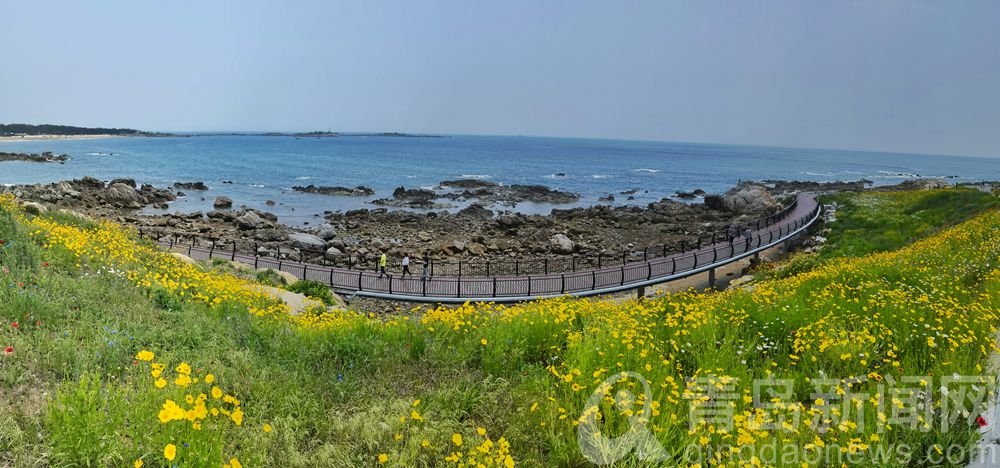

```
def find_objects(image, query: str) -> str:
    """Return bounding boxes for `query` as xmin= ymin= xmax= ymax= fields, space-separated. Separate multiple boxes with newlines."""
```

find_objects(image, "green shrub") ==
xmin=287 ymin=280 xmax=339 ymax=306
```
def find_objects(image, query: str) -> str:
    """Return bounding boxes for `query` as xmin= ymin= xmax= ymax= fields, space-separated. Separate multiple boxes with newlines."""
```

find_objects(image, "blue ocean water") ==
xmin=1 ymin=134 xmax=997 ymax=226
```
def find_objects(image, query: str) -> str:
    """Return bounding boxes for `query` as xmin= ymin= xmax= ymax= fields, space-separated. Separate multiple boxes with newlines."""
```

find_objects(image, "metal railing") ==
xmin=146 ymin=193 xmax=820 ymax=302
xmin=140 ymin=198 xmax=801 ymax=277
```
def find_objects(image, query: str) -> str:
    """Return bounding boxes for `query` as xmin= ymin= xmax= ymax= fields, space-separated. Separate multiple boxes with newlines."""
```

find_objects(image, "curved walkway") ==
xmin=159 ymin=193 xmax=821 ymax=303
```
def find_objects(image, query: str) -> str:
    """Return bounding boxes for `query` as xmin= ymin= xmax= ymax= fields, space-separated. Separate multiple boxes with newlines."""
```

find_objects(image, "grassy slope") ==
xmin=0 ymin=188 xmax=998 ymax=467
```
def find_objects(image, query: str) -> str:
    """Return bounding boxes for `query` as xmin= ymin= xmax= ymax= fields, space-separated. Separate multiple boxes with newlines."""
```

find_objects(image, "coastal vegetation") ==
xmin=0 ymin=123 xmax=165 ymax=137
xmin=0 ymin=188 xmax=998 ymax=466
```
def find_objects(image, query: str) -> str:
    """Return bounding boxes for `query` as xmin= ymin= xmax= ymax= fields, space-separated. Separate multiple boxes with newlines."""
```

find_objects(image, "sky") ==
xmin=2 ymin=1 xmax=999 ymax=157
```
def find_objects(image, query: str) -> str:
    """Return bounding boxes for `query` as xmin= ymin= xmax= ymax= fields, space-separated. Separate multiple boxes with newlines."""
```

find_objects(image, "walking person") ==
xmin=421 ymin=251 xmax=431 ymax=280
xmin=402 ymin=254 xmax=412 ymax=276
xmin=378 ymin=251 xmax=389 ymax=278
xmin=743 ymin=227 xmax=753 ymax=250
xmin=727 ymin=224 xmax=737 ymax=244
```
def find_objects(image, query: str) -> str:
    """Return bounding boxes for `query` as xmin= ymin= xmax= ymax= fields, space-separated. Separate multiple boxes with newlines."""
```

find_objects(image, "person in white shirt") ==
xmin=402 ymin=254 xmax=412 ymax=276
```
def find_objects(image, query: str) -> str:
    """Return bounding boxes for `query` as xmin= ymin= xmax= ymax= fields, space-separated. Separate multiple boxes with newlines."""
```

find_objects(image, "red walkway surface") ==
xmin=159 ymin=193 xmax=820 ymax=302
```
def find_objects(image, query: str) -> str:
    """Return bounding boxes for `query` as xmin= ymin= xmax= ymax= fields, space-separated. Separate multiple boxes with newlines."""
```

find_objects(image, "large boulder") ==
xmin=315 ymin=225 xmax=338 ymax=241
xmin=236 ymin=211 xmax=265 ymax=230
xmin=724 ymin=184 xmax=777 ymax=213
xmin=22 ymin=201 xmax=48 ymax=215
xmin=324 ymin=246 xmax=343 ymax=260
xmin=213 ymin=196 xmax=233 ymax=209
xmin=549 ymin=234 xmax=575 ymax=254
xmin=105 ymin=183 xmax=141 ymax=209
xmin=442 ymin=239 xmax=467 ymax=255
xmin=288 ymin=232 xmax=326 ymax=251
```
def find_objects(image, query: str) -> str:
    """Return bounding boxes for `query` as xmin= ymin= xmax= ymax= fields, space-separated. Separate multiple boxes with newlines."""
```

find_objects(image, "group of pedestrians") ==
xmin=377 ymin=251 xmax=432 ymax=280
xmin=726 ymin=224 xmax=755 ymax=250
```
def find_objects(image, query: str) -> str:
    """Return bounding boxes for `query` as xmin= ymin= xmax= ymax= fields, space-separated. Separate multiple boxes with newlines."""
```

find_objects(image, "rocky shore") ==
xmin=3 ymin=177 xmax=793 ymax=265
xmin=3 ymin=176 xmax=948 ymax=271
xmin=0 ymin=151 xmax=69 ymax=163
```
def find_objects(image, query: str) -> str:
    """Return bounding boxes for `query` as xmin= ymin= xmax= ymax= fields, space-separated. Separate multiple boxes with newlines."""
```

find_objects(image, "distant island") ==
xmin=0 ymin=123 xmax=171 ymax=137
xmin=262 ymin=131 xmax=444 ymax=138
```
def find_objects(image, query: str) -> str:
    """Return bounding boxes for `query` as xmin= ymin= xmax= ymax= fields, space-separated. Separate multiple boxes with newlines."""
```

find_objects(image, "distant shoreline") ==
xmin=0 ymin=134 xmax=127 ymax=143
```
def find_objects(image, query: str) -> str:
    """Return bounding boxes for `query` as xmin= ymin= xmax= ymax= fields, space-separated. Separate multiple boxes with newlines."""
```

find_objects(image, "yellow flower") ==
xmin=412 ymin=399 xmax=421 ymax=407
xmin=204 ymin=373 xmax=215 ymax=384
xmin=452 ymin=433 xmax=463 ymax=446
xmin=154 ymin=378 xmax=167 ymax=389
xmin=231 ymin=407 xmax=244 ymax=426
xmin=480 ymin=338 xmax=488 ymax=345
xmin=134 ymin=460 xmax=143 ymax=468
xmin=175 ymin=362 xmax=191 ymax=375
xmin=263 ymin=423 xmax=273 ymax=433
xmin=135 ymin=350 xmax=154 ymax=361
xmin=212 ymin=386 xmax=223 ymax=399
xmin=378 ymin=454 xmax=388 ymax=464
xmin=229 ymin=457 xmax=242 ymax=468
xmin=421 ymin=439 xmax=430 ymax=448
xmin=163 ymin=443 xmax=176 ymax=461
xmin=476 ymin=427 xmax=486 ymax=436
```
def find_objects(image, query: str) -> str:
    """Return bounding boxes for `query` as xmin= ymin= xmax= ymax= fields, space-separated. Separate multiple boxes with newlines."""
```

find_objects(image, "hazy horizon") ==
xmin=2 ymin=1 xmax=999 ymax=158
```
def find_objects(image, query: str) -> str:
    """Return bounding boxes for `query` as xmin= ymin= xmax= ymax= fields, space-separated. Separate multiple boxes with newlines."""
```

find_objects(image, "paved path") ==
xmin=158 ymin=193 xmax=820 ymax=303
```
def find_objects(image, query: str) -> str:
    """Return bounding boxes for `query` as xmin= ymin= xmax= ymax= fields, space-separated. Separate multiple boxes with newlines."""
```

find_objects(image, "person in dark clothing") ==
xmin=421 ymin=252 xmax=431 ymax=280
xmin=743 ymin=227 xmax=753 ymax=250
xmin=727 ymin=224 xmax=738 ymax=244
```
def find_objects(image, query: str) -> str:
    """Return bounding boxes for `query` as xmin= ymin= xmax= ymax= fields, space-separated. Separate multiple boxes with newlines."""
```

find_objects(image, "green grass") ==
xmin=771 ymin=187 xmax=998 ymax=278
xmin=1 ymin=188 xmax=998 ymax=467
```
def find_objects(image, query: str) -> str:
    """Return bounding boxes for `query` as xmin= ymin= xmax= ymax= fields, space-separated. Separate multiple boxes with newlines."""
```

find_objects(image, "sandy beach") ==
xmin=0 ymin=134 xmax=124 ymax=143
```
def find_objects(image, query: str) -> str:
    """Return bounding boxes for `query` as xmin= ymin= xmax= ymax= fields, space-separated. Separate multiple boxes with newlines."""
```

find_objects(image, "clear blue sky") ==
xmin=2 ymin=0 xmax=998 ymax=157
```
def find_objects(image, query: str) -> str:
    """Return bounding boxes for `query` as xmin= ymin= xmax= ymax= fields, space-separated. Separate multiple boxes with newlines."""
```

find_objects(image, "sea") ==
xmin=1 ymin=134 xmax=998 ymax=226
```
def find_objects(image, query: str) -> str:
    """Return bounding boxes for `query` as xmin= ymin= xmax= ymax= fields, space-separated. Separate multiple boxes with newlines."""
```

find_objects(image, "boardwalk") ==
xmin=159 ymin=193 xmax=821 ymax=303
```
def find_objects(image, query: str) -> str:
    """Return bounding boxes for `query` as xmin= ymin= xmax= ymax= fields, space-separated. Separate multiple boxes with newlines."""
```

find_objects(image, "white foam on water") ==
xmin=801 ymin=171 xmax=835 ymax=177
xmin=460 ymin=174 xmax=493 ymax=180
xmin=633 ymin=168 xmax=660 ymax=173
xmin=591 ymin=174 xmax=610 ymax=179
xmin=294 ymin=176 xmax=313 ymax=180
xmin=86 ymin=152 xmax=113 ymax=156
xmin=543 ymin=173 xmax=568 ymax=179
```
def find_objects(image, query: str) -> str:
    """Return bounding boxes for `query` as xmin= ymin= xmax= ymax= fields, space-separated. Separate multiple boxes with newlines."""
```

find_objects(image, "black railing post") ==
xmin=647 ymin=263 xmax=652 ymax=280
xmin=680 ymin=240 xmax=685 ymax=252
xmin=388 ymin=275 xmax=393 ymax=293
xmin=302 ymin=263 xmax=307 ymax=280
xmin=622 ymin=250 xmax=627 ymax=265
xmin=697 ymin=236 xmax=701 ymax=250
xmin=358 ymin=271 xmax=363 ymax=291
xmin=620 ymin=266 xmax=625 ymax=285
xmin=515 ymin=260 xmax=519 ymax=276
xmin=329 ymin=268 xmax=334 ymax=286
xmin=671 ymin=257 xmax=676 ymax=275
xmin=662 ymin=244 xmax=667 ymax=257
xmin=492 ymin=277 xmax=497 ymax=297
xmin=591 ymin=270 xmax=596 ymax=289
xmin=572 ymin=256 xmax=577 ymax=272
xmin=544 ymin=259 xmax=548 ymax=275
xmin=458 ymin=261 xmax=463 ymax=277
xmin=643 ymin=247 xmax=648 ymax=261
xmin=231 ymin=242 xmax=237 ymax=261
xmin=422 ymin=277 xmax=427 ymax=296
xmin=210 ymin=240 xmax=215 ymax=258
xmin=527 ymin=276 xmax=531 ymax=296
xmin=597 ymin=254 xmax=602 ymax=269
xmin=560 ymin=274 xmax=565 ymax=294
xmin=712 ymin=246 xmax=717 ymax=262
xmin=711 ymin=232 xmax=716 ymax=244
xmin=486 ymin=261 xmax=491 ymax=277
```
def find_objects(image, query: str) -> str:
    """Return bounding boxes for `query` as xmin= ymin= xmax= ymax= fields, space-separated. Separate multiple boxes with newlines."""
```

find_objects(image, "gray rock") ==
xmin=213 ymin=196 xmax=233 ymax=209
xmin=442 ymin=239 xmax=467 ymax=255
xmin=22 ymin=201 xmax=48 ymax=215
xmin=288 ymin=232 xmax=326 ymax=251
xmin=549 ymin=234 xmax=575 ymax=254
xmin=105 ymin=183 xmax=141 ymax=209
xmin=324 ymin=246 xmax=343 ymax=260
xmin=236 ymin=211 xmax=264 ymax=230
xmin=315 ymin=225 xmax=338 ymax=241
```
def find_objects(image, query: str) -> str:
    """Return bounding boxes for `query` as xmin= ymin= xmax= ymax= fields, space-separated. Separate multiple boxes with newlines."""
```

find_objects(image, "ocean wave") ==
xmin=801 ymin=171 xmax=835 ymax=177
xmin=294 ymin=176 xmax=313 ymax=180
xmin=249 ymin=183 xmax=266 ymax=188
xmin=86 ymin=152 xmax=114 ymax=156
xmin=591 ymin=175 xmax=610 ymax=179
xmin=460 ymin=174 xmax=493 ymax=180
xmin=633 ymin=168 xmax=660 ymax=173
